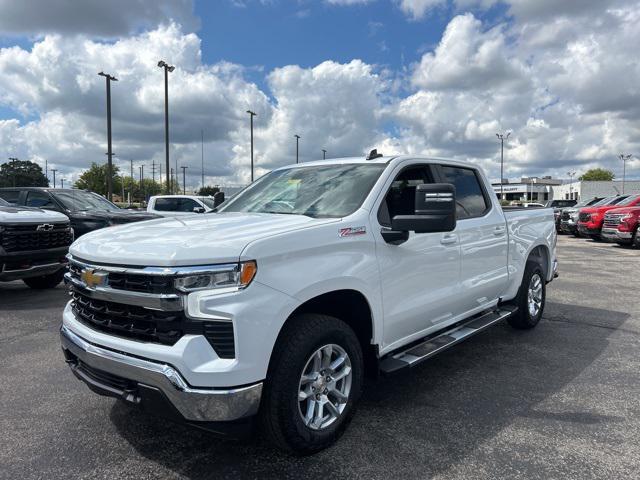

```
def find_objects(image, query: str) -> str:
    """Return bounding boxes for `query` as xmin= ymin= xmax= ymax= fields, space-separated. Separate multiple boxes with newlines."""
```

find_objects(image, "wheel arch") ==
xmin=270 ymin=289 xmax=378 ymax=378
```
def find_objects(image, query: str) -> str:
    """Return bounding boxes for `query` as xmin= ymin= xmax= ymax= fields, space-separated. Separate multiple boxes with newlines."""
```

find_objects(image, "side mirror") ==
xmin=391 ymin=183 xmax=456 ymax=234
xmin=213 ymin=191 xmax=225 ymax=207
xmin=193 ymin=207 xmax=206 ymax=214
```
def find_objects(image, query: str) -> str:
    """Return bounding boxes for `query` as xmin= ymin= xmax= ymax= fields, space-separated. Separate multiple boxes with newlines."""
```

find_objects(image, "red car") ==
xmin=577 ymin=194 xmax=640 ymax=240
xmin=601 ymin=205 xmax=640 ymax=247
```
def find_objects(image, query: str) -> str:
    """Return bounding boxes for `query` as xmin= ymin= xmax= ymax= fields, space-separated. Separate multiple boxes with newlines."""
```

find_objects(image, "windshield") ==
xmin=220 ymin=164 xmax=386 ymax=218
xmin=617 ymin=195 xmax=640 ymax=206
xmin=593 ymin=196 xmax=616 ymax=206
xmin=200 ymin=198 xmax=216 ymax=209
xmin=54 ymin=190 xmax=121 ymax=212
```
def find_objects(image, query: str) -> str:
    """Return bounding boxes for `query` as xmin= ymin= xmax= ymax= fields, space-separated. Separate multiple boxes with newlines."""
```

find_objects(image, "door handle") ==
xmin=493 ymin=226 xmax=506 ymax=235
xmin=440 ymin=233 xmax=457 ymax=245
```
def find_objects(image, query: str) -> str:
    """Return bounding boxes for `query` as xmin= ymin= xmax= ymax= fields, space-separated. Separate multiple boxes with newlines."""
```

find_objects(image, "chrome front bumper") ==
xmin=601 ymin=228 xmax=632 ymax=241
xmin=60 ymin=325 xmax=262 ymax=422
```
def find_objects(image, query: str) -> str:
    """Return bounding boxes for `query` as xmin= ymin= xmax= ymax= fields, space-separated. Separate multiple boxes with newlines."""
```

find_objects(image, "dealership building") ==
xmin=492 ymin=177 xmax=640 ymax=202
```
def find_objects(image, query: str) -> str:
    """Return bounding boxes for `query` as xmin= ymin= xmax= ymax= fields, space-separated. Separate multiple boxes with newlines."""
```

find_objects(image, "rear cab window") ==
xmin=437 ymin=165 xmax=490 ymax=219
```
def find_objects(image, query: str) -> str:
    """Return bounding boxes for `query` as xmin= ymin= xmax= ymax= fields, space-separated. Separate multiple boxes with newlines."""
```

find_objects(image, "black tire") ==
xmin=261 ymin=313 xmax=363 ymax=455
xmin=507 ymin=260 xmax=546 ymax=330
xmin=633 ymin=229 xmax=640 ymax=248
xmin=22 ymin=269 xmax=64 ymax=289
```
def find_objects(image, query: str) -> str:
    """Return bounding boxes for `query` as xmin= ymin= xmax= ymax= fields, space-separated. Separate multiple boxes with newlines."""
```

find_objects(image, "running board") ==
xmin=379 ymin=306 xmax=518 ymax=374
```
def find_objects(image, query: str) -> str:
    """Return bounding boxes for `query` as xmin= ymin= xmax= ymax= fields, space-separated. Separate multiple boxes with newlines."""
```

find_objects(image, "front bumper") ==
xmin=60 ymin=325 xmax=262 ymax=423
xmin=559 ymin=221 xmax=577 ymax=234
xmin=601 ymin=228 xmax=633 ymax=242
xmin=577 ymin=224 xmax=601 ymax=236
xmin=0 ymin=247 xmax=68 ymax=281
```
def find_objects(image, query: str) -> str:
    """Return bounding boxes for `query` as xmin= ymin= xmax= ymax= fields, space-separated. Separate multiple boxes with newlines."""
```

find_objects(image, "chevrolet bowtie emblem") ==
xmin=80 ymin=268 xmax=108 ymax=288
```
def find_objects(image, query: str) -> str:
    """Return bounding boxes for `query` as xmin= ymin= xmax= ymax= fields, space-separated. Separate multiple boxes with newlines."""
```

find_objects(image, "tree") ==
xmin=579 ymin=168 xmax=615 ymax=181
xmin=198 ymin=185 xmax=220 ymax=196
xmin=0 ymin=160 xmax=49 ymax=187
xmin=75 ymin=163 xmax=121 ymax=195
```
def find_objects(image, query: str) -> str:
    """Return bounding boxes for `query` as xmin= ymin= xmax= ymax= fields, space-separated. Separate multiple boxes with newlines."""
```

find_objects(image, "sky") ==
xmin=0 ymin=0 xmax=639 ymax=189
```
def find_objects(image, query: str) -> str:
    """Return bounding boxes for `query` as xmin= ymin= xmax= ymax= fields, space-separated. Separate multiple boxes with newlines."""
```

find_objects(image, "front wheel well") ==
xmin=275 ymin=290 xmax=377 ymax=378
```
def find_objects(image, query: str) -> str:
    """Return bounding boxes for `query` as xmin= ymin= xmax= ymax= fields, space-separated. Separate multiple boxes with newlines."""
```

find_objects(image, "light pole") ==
xmin=567 ymin=170 xmax=576 ymax=200
xmin=247 ymin=110 xmax=256 ymax=182
xmin=98 ymin=72 xmax=117 ymax=201
xmin=180 ymin=166 xmax=188 ymax=194
xmin=201 ymin=129 xmax=205 ymax=189
xmin=8 ymin=157 xmax=18 ymax=187
xmin=619 ymin=154 xmax=632 ymax=194
xmin=496 ymin=131 xmax=511 ymax=201
xmin=139 ymin=165 xmax=145 ymax=203
xmin=294 ymin=134 xmax=301 ymax=164
xmin=60 ymin=177 xmax=65 ymax=189
xmin=322 ymin=149 xmax=327 ymax=160
xmin=50 ymin=169 xmax=58 ymax=188
xmin=158 ymin=60 xmax=175 ymax=194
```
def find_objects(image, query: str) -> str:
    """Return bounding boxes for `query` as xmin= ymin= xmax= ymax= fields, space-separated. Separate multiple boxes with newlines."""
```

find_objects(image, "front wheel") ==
xmin=22 ymin=269 xmax=64 ymax=289
xmin=261 ymin=314 xmax=363 ymax=455
xmin=507 ymin=260 xmax=546 ymax=330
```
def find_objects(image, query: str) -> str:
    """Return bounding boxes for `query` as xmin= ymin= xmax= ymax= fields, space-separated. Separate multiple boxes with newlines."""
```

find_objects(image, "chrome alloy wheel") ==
xmin=528 ymin=273 xmax=543 ymax=317
xmin=297 ymin=344 xmax=352 ymax=430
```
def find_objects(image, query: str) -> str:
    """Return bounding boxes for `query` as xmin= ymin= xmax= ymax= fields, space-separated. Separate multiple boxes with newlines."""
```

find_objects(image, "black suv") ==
xmin=0 ymin=188 xmax=159 ymax=238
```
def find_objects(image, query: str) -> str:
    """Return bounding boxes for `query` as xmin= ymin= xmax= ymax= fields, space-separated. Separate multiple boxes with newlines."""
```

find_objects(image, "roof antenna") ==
xmin=366 ymin=149 xmax=383 ymax=160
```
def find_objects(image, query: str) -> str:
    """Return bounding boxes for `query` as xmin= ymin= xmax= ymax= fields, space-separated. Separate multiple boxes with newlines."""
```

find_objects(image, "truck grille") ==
xmin=578 ymin=212 xmax=591 ymax=222
xmin=68 ymin=258 xmax=236 ymax=358
xmin=71 ymin=290 xmax=184 ymax=345
xmin=68 ymin=262 xmax=174 ymax=294
xmin=561 ymin=211 xmax=571 ymax=221
xmin=603 ymin=213 xmax=624 ymax=229
xmin=0 ymin=223 xmax=72 ymax=253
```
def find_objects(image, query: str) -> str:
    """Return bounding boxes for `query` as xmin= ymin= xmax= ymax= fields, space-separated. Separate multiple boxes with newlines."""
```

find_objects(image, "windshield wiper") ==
xmin=261 ymin=211 xmax=314 ymax=218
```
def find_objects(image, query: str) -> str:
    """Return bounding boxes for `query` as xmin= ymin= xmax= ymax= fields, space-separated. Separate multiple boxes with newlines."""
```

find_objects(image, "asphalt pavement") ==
xmin=1 ymin=235 xmax=639 ymax=479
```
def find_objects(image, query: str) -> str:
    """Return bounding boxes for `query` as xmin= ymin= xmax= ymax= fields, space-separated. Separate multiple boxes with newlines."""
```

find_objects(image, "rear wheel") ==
xmin=507 ymin=260 xmax=546 ymax=330
xmin=261 ymin=313 xmax=363 ymax=455
xmin=23 ymin=269 xmax=64 ymax=289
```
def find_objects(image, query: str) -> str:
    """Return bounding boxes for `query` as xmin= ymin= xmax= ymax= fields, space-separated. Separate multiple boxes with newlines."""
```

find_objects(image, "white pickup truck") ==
xmin=60 ymin=154 xmax=557 ymax=454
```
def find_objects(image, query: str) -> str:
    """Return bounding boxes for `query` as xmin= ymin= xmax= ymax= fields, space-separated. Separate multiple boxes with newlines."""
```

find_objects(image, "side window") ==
xmin=178 ymin=198 xmax=199 ymax=212
xmin=26 ymin=191 xmax=55 ymax=208
xmin=154 ymin=198 xmax=180 ymax=211
xmin=377 ymin=165 xmax=433 ymax=226
xmin=439 ymin=166 xmax=489 ymax=219
xmin=0 ymin=190 xmax=20 ymax=205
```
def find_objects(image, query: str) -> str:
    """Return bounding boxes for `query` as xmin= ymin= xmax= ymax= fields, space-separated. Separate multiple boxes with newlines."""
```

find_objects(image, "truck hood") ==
xmin=581 ymin=205 xmax=625 ymax=215
xmin=605 ymin=206 xmax=640 ymax=215
xmin=0 ymin=205 xmax=69 ymax=224
xmin=68 ymin=209 xmax=159 ymax=224
xmin=70 ymin=212 xmax=339 ymax=266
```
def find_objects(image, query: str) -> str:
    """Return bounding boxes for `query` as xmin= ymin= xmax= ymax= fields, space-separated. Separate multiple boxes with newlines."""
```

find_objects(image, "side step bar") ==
xmin=379 ymin=305 xmax=518 ymax=374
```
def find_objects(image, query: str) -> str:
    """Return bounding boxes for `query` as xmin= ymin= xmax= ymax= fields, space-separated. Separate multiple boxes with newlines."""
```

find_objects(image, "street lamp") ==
xmin=496 ymin=131 xmax=511 ymax=201
xmin=98 ymin=72 xmax=118 ymax=201
xmin=567 ymin=170 xmax=576 ymax=200
xmin=8 ymin=157 xmax=18 ymax=187
xmin=322 ymin=149 xmax=327 ymax=160
xmin=294 ymin=134 xmax=301 ymax=164
xmin=50 ymin=169 xmax=58 ymax=188
xmin=247 ymin=110 xmax=256 ymax=182
xmin=619 ymin=154 xmax=632 ymax=194
xmin=180 ymin=166 xmax=188 ymax=195
xmin=158 ymin=60 xmax=175 ymax=194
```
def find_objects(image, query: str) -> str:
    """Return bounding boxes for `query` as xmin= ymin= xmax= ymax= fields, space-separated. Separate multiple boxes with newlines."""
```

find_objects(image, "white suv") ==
xmin=147 ymin=195 xmax=217 ymax=216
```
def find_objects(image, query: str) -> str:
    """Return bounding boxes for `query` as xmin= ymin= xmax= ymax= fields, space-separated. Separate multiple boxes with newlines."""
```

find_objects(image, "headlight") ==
xmin=174 ymin=261 xmax=257 ymax=292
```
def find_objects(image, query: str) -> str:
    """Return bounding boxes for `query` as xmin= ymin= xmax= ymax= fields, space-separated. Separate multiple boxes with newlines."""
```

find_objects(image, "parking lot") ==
xmin=0 ymin=235 xmax=638 ymax=479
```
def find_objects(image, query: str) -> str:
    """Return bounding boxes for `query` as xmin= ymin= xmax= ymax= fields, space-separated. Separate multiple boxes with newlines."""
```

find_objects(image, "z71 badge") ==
xmin=339 ymin=226 xmax=366 ymax=237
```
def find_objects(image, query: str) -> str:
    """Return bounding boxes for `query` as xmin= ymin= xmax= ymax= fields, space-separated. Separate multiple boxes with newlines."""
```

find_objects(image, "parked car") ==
xmin=544 ymin=199 xmax=577 ymax=231
xmin=0 ymin=188 xmax=159 ymax=237
xmin=60 ymin=154 xmax=557 ymax=454
xmin=0 ymin=197 xmax=73 ymax=288
xmin=577 ymin=194 xmax=640 ymax=240
xmin=601 ymin=206 xmax=640 ymax=247
xmin=558 ymin=197 xmax=603 ymax=234
xmin=147 ymin=194 xmax=223 ymax=217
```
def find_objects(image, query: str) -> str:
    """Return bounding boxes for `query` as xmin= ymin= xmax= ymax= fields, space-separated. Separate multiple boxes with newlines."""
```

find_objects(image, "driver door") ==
xmin=372 ymin=162 xmax=462 ymax=352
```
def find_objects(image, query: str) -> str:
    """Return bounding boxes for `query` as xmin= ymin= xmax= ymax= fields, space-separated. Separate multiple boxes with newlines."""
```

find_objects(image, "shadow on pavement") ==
xmin=109 ymin=302 xmax=629 ymax=479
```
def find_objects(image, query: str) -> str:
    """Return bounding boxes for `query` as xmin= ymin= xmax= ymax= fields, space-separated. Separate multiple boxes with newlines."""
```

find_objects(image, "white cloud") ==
xmin=395 ymin=0 xmax=446 ymax=20
xmin=0 ymin=0 xmax=198 ymax=37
